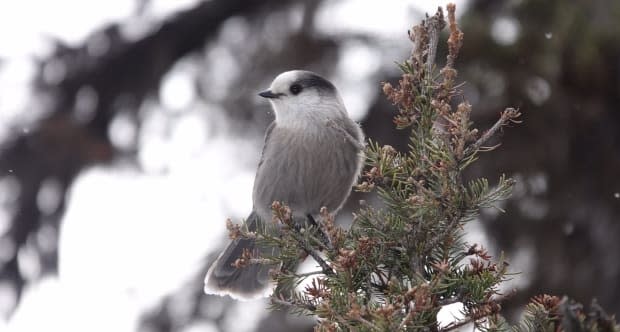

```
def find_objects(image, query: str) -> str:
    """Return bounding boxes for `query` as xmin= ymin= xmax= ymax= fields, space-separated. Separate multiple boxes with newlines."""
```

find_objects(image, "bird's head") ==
xmin=259 ymin=70 xmax=346 ymax=127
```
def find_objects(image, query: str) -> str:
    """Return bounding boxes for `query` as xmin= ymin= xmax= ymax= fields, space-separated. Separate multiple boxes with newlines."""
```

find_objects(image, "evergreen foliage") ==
xmin=227 ymin=4 xmax=619 ymax=331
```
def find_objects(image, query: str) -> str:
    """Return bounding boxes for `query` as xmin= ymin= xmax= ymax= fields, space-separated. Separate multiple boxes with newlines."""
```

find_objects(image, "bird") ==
xmin=204 ymin=70 xmax=364 ymax=300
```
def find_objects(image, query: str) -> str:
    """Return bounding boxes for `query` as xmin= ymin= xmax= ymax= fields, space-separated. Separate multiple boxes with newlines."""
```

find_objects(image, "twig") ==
xmin=289 ymin=230 xmax=335 ymax=276
xmin=462 ymin=108 xmax=521 ymax=158
xmin=307 ymin=214 xmax=334 ymax=251
xmin=248 ymin=257 xmax=277 ymax=265
xmin=426 ymin=7 xmax=446 ymax=74
xmin=271 ymin=297 xmax=317 ymax=312
xmin=296 ymin=270 xmax=325 ymax=278
xmin=308 ymin=233 xmax=331 ymax=251
xmin=421 ymin=211 xmax=464 ymax=261
xmin=397 ymin=302 xmax=416 ymax=330
xmin=356 ymin=316 xmax=382 ymax=331
xmin=440 ymin=297 xmax=507 ymax=332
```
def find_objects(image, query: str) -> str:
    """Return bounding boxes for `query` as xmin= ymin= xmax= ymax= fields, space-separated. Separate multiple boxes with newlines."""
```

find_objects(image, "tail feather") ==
xmin=204 ymin=212 xmax=275 ymax=300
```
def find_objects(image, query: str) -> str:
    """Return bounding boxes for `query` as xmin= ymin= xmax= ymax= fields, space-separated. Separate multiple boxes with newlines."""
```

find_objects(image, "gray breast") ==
xmin=252 ymin=120 xmax=363 ymax=221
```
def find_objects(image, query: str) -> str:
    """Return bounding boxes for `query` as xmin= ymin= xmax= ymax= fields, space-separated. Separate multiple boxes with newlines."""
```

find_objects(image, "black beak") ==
xmin=258 ymin=90 xmax=281 ymax=99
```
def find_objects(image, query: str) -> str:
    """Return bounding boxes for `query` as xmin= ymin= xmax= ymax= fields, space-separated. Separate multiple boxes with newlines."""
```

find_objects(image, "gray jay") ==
xmin=204 ymin=70 xmax=364 ymax=300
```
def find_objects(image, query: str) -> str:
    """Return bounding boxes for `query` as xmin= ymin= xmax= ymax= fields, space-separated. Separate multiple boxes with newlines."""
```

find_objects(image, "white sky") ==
xmin=0 ymin=1 xmax=477 ymax=331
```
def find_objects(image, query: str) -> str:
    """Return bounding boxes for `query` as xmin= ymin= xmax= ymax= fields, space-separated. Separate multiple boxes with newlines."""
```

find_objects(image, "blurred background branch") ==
xmin=0 ymin=0 xmax=619 ymax=331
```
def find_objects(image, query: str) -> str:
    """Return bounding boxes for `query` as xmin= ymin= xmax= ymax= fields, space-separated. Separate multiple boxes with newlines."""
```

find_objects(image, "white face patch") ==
xmin=269 ymin=70 xmax=302 ymax=95
xmin=263 ymin=70 xmax=347 ymax=127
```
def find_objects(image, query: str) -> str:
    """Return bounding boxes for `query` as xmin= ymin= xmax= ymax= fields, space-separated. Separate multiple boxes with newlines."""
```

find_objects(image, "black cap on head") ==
xmin=291 ymin=71 xmax=336 ymax=96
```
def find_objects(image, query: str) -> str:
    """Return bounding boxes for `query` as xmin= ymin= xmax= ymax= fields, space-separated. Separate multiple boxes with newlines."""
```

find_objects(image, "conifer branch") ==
xmin=462 ymin=108 xmax=522 ymax=159
xmin=246 ymin=4 xmax=619 ymax=331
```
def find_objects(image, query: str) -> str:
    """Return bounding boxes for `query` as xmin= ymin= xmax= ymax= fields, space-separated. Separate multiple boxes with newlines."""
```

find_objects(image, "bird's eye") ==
xmin=289 ymin=84 xmax=302 ymax=95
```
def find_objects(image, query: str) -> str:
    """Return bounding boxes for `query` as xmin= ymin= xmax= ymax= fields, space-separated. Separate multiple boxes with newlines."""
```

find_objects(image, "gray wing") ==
xmin=252 ymin=122 xmax=277 ymax=217
xmin=257 ymin=122 xmax=276 ymax=169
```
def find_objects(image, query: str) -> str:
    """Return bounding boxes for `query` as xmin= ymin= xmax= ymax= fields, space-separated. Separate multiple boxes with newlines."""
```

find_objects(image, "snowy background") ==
xmin=1 ymin=0 xmax=619 ymax=331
